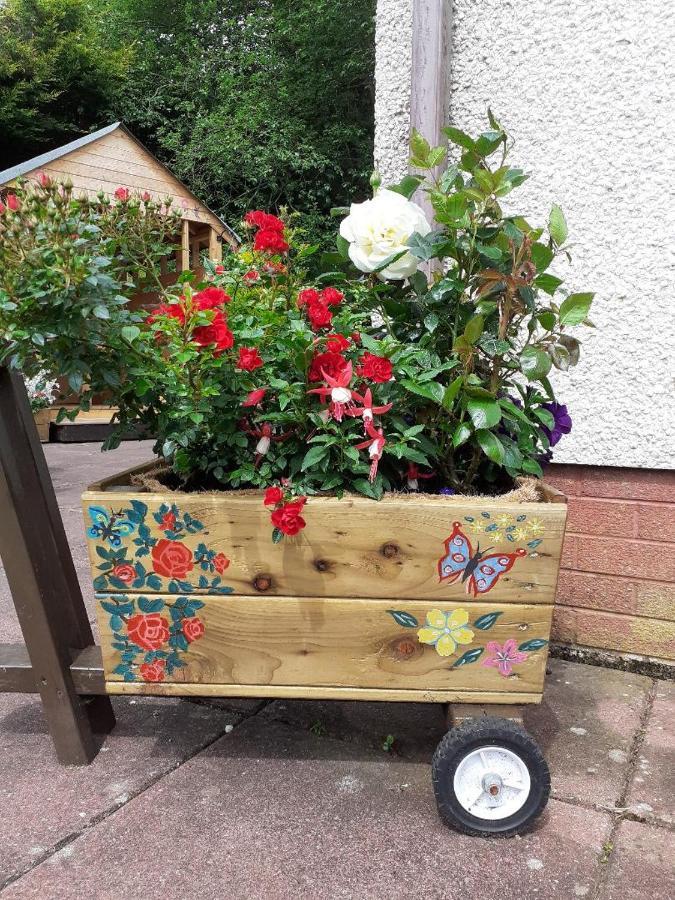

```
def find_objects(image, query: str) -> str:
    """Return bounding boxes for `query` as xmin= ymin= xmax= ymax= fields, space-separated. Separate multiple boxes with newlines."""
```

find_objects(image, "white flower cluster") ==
xmin=23 ymin=371 xmax=58 ymax=412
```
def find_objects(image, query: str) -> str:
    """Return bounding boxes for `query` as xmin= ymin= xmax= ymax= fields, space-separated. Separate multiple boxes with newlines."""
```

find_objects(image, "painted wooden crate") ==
xmin=83 ymin=463 xmax=567 ymax=704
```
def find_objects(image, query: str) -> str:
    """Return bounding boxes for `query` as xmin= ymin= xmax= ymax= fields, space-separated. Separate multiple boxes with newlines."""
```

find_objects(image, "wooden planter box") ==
xmin=83 ymin=463 xmax=567 ymax=705
xmin=33 ymin=407 xmax=54 ymax=442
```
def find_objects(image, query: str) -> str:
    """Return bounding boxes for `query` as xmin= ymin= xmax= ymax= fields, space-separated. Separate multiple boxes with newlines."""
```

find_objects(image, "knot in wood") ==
xmin=314 ymin=558 xmax=330 ymax=572
xmin=253 ymin=574 xmax=273 ymax=592
xmin=381 ymin=542 xmax=399 ymax=559
xmin=390 ymin=636 xmax=421 ymax=661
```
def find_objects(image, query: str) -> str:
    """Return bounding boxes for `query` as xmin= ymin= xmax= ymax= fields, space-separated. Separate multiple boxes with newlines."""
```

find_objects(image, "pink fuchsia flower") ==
xmin=406 ymin=463 xmax=434 ymax=491
xmin=242 ymin=388 xmax=267 ymax=408
xmin=354 ymin=419 xmax=387 ymax=482
xmin=114 ymin=186 xmax=130 ymax=201
xmin=344 ymin=387 xmax=392 ymax=431
xmin=481 ymin=639 xmax=528 ymax=677
xmin=307 ymin=360 xmax=363 ymax=423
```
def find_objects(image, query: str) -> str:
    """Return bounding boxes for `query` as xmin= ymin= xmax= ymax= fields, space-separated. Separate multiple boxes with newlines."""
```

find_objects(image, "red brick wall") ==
xmin=545 ymin=465 xmax=675 ymax=661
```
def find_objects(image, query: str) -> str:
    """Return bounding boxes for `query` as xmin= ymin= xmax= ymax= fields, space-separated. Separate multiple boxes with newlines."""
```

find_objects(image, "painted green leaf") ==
xmin=473 ymin=611 xmax=503 ymax=630
xmin=387 ymin=609 xmax=419 ymax=628
xmin=518 ymin=638 xmax=549 ymax=652
xmin=453 ymin=648 xmax=484 ymax=667
xmin=138 ymin=596 xmax=165 ymax=613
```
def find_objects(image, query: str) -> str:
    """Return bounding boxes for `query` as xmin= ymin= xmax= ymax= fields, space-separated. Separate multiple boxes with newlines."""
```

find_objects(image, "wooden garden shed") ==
xmin=0 ymin=121 xmax=238 ymax=271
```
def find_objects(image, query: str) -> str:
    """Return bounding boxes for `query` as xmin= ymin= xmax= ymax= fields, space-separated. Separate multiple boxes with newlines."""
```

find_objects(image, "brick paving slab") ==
xmin=261 ymin=697 xmax=448 ymax=761
xmin=0 ymin=694 xmax=239 ymax=888
xmin=600 ymin=819 xmax=675 ymax=900
xmin=2 ymin=717 xmax=613 ymax=900
xmin=524 ymin=659 xmax=651 ymax=808
xmin=626 ymin=680 xmax=675 ymax=825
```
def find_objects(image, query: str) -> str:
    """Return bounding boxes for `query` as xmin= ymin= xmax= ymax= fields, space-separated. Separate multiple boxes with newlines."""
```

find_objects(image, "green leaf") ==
xmin=518 ymin=638 xmax=549 ymax=652
xmin=389 ymin=175 xmax=425 ymax=200
xmin=121 ymin=325 xmax=141 ymax=343
xmin=424 ymin=312 xmax=439 ymax=333
xmin=520 ymin=347 xmax=553 ymax=380
xmin=549 ymin=204 xmax=568 ymax=245
xmin=530 ymin=243 xmax=554 ymax=272
xmin=559 ymin=292 xmax=594 ymax=326
xmin=410 ymin=128 xmax=431 ymax=161
xmin=93 ymin=304 xmax=110 ymax=320
xmin=534 ymin=274 xmax=563 ymax=296
xmin=476 ymin=243 xmax=502 ymax=260
xmin=534 ymin=408 xmax=555 ymax=429
xmin=467 ymin=398 xmax=501 ymax=429
xmin=401 ymin=379 xmax=445 ymax=405
xmin=476 ymin=429 xmax=505 ymax=464
xmin=463 ymin=314 xmax=484 ymax=345
xmin=537 ymin=310 xmax=556 ymax=331
xmin=272 ymin=527 xmax=284 ymax=543
xmin=473 ymin=611 xmax=503 ymax=630
xmin=452 ymin=422 xmax=472 ymax=448
xmin=387 ymin=609 xmax=419 ymax=628
xmin=409 ymin=270 xmax=428 ymax=296
xmin=427 ymin=146 xmax=447 ymax=168
xmin=558 ymin=334 xmax=581 ymax=365
xmin=301 ymin=445 xmax=328 ymax=471
xmin=336 ymin=234 xmax=350 ymax=259
xmin=522 ymin=457 xmax=544 ymax=477
xmin=442 ymin=376 xmax=463 ymax=410
xmin=442 ymin=126 xmax=475 ymax=151
xmin=453 ymin=647 xmax=484 ymax=667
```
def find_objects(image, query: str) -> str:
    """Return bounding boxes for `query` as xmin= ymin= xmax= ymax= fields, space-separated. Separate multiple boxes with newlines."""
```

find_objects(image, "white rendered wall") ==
xmin=374 ymin=0 xmax=675 ymax=469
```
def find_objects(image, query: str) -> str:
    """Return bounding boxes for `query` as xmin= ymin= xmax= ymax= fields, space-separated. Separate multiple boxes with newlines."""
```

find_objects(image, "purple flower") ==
xmin=541 ymin=402 xmax=572 ymax=447
xmin=438 ymin=487 xmax=455 ymax=495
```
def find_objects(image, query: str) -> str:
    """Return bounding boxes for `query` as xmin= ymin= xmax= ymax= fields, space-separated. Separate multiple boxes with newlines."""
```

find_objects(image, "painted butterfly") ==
xmin=438 ymin=521 xmax=526 ymax=597
xmin=87 ymin=506 xmax=137 ymax=548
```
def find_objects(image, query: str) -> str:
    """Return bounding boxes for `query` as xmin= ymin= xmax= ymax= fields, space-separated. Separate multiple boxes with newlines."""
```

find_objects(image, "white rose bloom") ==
xmin=339 ymin=189 xmax=431 ymax=281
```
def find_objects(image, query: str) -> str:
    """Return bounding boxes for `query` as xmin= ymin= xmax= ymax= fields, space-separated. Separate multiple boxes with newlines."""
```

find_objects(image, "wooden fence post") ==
xmin=0 ymin=367 xmax=115 ymax=763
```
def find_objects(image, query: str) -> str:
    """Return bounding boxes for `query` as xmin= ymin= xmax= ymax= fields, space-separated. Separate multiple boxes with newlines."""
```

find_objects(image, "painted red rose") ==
xmin=243 ymin=270 xmax=260 ymax=282
xmin=194 ymin=286 xmax=231 ymax=309
xmin=271 ymin=499 xmax=307 ymax=536
xmin=127 ymin=614 xmax=170 ymax=651
xmin=307 ymin=301 xmax=332 ymax=330
xmin=264 ymin=486 xmax=284 ymax=506
xmin=160 ymin=510 xmax=177 ymax=531
xmin=182 ymin=617 xmax=206 ymax=643
xmin=213 ymin=553 xmax=230 ymax=574
xmin=114 ymin=186 xmax=130 ymax=201
xmin=357 ymin=352 xmax=393 ymax=383
xmin=112 ymin=563 xmax=136 ymax=586
xmin=325 ymin=333 xmax=350 ymax=353
xmin=297 ymin=288 xmax=320 ymax=308
xmin=308 ymin=351 xmax=348 ymax=382
xmin=193 ymin=310 xmax=234 ymax=356
xmin=320 ymin=287 xmax=344 ymax=307
xmin=254 ymin=228 xmax=289 ymax=254
xmin=139 ymin=659 xmax=166 ymax=682
xmin=237 ymin=347 xmax=264 ymax=371
xmin=6 ymin=194 xmax=20 ymax=212
xmin=151 ymin=539 xmax=194 ymax=579
xmin=242 ymin=387 xmax=267 ymax=407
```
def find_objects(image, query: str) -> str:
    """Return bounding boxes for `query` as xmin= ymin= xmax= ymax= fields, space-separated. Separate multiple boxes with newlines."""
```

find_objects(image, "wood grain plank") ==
xmin=95 ymin=594 xmax=552 ymax=694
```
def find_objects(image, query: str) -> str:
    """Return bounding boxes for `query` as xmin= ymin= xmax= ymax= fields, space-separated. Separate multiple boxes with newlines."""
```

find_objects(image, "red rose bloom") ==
xmin=244 ymin=211 xmax=285 ymax=232
xmin=182 ymin=617 xmax=206 ymax=643
xmin=307 ymin=301 xmax=332 ymax=330
xmin=254 ymin=228 xmax=289 ymax=254
xmin=141 ymin=191 xmax=151 ymax=202
xmin=215 ymin=264 xmax=225 ymax=275
xmin=6 ymin=194 xmax=20 ymax=212
xmin=193 ymin=310 xmax=234 ymax=356
xmin=308 ymin=351 xmax=349 ymax=382
xmin=325 ymin=333 xmax=350 ymax=353
xmin=237 ymin=347 xmax=264 ymax=371
xmin=36 ymin=171 xmax=51 ymax=188
xmin=151 ymin=539 xmax=194 ymax=579
xmin=0 ymin=202 xmax=5 ymax=214
xmin=242 ymin=387 xmax=267 ymax=407
xmin=271 ymin=499 xmax=307 ymax=536
xmin=357 ymin=352 xmax=393 ymax=384
xmin=264 ymin=486 xmax=284 ymax=506
xmin=114 ymin=186 xmax=130 ymax=202
xmin=320 ymin=287 xmax=344 ymax=307
xmin=243 ymin=270 xmax=260 ymax=282
xmin=213 ymin=553 xmax=230 ymax=574
xmin=146 ymin=302 xmax=186 ymax=327
xmin=139 ymin=660 xmax=166 ymax=683
xmin=194 ymin=286 xmax=231 ymax=310
xmin=112 ymin=563 xmax=136 ymax=585
xmin=160 ymin=511 xmax=177 ymax=532
xmin=127 ymin=613 xmax=170 ymax=651
xmin=297 ymin=288 xmax=320 ymax=308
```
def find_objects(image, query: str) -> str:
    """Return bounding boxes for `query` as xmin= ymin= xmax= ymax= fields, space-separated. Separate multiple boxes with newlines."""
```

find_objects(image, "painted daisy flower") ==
xmin=417 ymin=608 xmax=474 ymax=657
xmin=512 ymin=527 xmax=529 ymax=542
xmin=527 ymin=518 xmax=545 ymax=536
xmin=496 ymin=513 xmax=513 ymax=529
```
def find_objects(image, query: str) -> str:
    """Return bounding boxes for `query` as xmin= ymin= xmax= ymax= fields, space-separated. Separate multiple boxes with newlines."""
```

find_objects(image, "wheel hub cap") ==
xmin=453 ymin=746 xmax=531 ymax=821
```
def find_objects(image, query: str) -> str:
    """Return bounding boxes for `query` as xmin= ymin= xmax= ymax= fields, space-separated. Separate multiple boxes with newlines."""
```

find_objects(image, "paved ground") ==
xmin=0 ymin=443 xmax=673 ymax=899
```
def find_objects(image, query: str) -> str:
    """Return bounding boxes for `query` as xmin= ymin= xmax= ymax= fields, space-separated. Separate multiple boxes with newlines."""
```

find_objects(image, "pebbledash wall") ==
xmin=375 ymin=0 xmax=675 ymax=662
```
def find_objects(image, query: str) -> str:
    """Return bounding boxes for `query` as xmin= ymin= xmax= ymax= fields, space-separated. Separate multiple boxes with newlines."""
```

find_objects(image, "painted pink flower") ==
xmin=481 ymin=639 xmax=528 ymax=677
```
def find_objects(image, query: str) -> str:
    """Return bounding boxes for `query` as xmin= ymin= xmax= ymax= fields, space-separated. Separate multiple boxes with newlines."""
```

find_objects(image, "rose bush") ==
xmin=4 ymin=115 xmax=593 ymax=540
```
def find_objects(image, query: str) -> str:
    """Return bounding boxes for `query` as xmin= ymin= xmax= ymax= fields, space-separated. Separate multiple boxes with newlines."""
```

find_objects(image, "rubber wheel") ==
xmin=432 ymin=716 xmax=550 ymax=837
